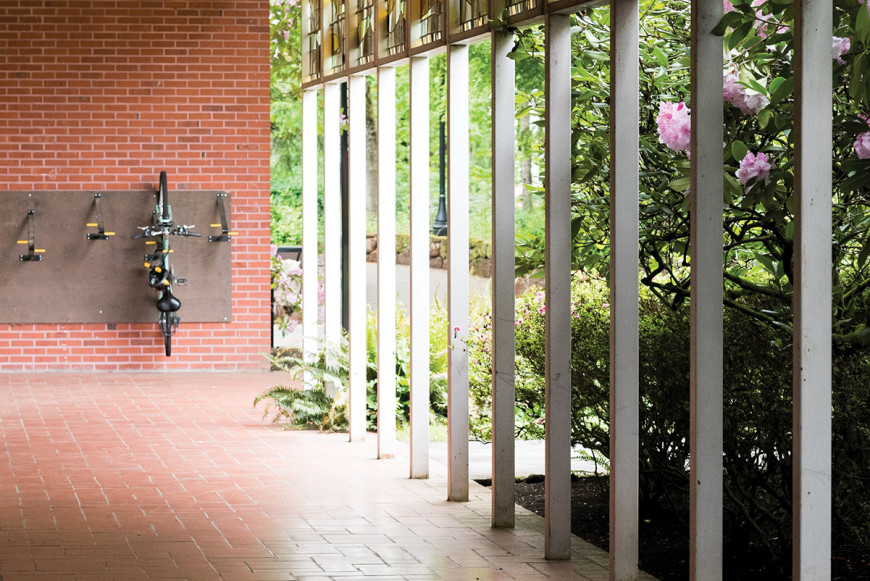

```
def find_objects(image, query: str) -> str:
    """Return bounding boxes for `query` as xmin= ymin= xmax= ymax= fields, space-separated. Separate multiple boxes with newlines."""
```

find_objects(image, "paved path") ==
xmin=365 ymin=262 xmax=492 ymax=312
xmin=0 ymin=372 xmax=656 ymax=580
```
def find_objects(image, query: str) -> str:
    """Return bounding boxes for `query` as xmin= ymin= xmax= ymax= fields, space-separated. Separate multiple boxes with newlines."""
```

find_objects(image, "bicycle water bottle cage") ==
xmin=156 ymin=288 xmax=181 ymax=313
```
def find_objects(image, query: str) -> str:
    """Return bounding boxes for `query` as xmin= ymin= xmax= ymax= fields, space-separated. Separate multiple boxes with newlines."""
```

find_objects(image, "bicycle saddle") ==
xmin=156 ymin=288 xmax=181 ymax=313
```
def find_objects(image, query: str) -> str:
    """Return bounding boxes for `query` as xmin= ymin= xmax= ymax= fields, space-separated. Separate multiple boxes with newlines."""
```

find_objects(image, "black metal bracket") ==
xmin=208 ymin=193 xmax=237 ymax=242
xmin=86 ymin=193 xmax=115 ymax=240
xmin=19 ymin=210 xmax=44 ymax=262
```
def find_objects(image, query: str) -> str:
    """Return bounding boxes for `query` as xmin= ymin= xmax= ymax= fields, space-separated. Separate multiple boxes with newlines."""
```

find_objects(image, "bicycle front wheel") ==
xmin=159 ymin=171 xmax=169 ymax=221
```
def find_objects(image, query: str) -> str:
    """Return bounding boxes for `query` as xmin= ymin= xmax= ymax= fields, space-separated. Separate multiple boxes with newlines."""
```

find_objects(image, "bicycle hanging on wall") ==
xmin=132 ymin=171 xmax=201 ymax=356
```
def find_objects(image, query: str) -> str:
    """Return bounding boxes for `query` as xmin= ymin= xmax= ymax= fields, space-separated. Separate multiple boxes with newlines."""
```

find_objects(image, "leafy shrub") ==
xmin=477 ymin=273 xmax=870 ymax=571
xmin=259 ymin=303 xmax=452 ymax=435
xmin=270 ymin=187 xmax=306 ymax=247
xmin=365 ymin=303 xmax=451 ymax=431
xmin=832 ymin=347 xmax=870 ymax=549
xmin=255 ymin=339 xmax=349 ymax=431
xmin=270 ymin=245 xmax=303 ymax=332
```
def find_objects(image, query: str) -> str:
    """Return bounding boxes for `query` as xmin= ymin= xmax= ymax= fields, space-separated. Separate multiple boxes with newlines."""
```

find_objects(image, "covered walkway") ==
xmin=0 ymin=373 xmax=653 ymax=580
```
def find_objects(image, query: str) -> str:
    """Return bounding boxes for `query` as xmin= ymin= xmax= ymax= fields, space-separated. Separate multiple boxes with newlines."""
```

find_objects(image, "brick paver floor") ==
xmin=0 ymin=372 xmax=655 ymax=580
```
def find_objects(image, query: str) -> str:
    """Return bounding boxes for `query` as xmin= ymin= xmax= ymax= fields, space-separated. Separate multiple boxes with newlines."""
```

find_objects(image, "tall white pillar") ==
xmin=689 ymin=1 xmax=724 ymax=580
xmin=323 ymin=82 xmax=342 ymax=397
xmin=377 ymin=65 xmax=398 ymax=459
xmin=348 ymin=74 xmax=368 ymax=443
xmin=491 ymin=27 xmax=516 ymax=528
xmin=793 ymin=1 xmax=832 ymax=578
xmin=544 ymin=13 xmax=572 ymax=561
xmin=447 ymin=43 xmax=470 ymax=502
xmin=609 ymin=1 xmax=640 ymax=578
xmin=301 ymin=89 xmax=320 ymax=376
xmin=409 ymin=56 xmax=431 ymax=478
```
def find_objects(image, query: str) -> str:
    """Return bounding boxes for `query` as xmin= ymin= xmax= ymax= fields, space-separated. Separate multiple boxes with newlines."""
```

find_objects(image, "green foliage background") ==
xmin=267 ymin=0 xmax=870 ymax=574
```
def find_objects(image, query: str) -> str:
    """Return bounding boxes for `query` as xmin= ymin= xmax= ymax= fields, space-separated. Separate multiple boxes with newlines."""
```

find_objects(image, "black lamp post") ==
xmin=431 ymin=116 xmax=447 ymax=235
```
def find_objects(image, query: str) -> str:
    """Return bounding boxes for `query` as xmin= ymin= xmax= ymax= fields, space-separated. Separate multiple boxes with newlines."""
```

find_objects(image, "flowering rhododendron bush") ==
xmin=513 ymin=0 xmax=870 ymax=350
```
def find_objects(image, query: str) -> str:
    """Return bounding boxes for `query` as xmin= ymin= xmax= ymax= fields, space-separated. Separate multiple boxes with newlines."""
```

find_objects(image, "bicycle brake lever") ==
xmin=132 ymin=226 xmax=153 ymax=239
xmin=177 ymin=225 xmax=201 ymax=237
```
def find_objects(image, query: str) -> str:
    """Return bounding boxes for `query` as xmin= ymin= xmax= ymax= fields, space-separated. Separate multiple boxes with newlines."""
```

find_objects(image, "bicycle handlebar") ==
xmin=131 ymin=225 xmax=199 ymax=239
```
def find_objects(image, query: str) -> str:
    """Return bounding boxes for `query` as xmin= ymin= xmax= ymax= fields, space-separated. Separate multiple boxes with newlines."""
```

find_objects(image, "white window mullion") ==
xmin=793 ymin=1 xmax=833 ymax=578
xmin=377 ymin=65 xmax=398 ymax=459
xmin=409 ymin=56 xmax=431 ymax=478
xmin=348 ymin=74 xmax=368 ymax=443
xmin=544 ymin=13 xmax=572 ymax=560
xmin=447 ymin=43 xmax=470 ymax=502
xmin=609 ymin=0 xmax=640 ymax=577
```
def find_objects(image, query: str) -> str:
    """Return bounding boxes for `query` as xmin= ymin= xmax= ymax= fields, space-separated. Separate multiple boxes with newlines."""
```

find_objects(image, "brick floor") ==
xmin=0 ymin=372 xmax=656 ymax=580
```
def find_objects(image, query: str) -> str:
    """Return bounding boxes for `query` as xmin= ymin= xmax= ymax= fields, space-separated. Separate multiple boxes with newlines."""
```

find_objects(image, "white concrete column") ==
xmin=447 ymin=43 xmax=470 ymax=502
xmin=793 ymin=1 xmax=832 ymax=579
xmin=491 ymin=27 xmax=516 ymax=528
xmin=323 ymin=82 xmax=342 ymax=397
xmin=544 ymin=13 xmax=572 ymax=561
xmin=302 ymin=89 xmax=320 ymax=376
xmin=409 ymin=55 xmax=431 ymax=479
xmin=377 ymin=65 xmax=398 ymax=459
xmin=348 ymin=73 xmax=368 ymax=443
xmin=609 ymin=1 xmax=640 ymax=578
xmin=689 ymin=1 xmax=723 ymax=580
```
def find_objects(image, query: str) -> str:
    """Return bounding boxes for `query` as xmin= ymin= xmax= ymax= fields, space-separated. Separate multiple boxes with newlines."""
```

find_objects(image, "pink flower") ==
xmin=832 ymin=36 xmax=850 ymax=65
xmin=741 ymin=92 xmax=768 ymax=115
xmin=751 ymin=0 xmax=788 ymax=39
xmin=283 ymin=30 xmax=290 ymax=41
xmin=270 ymin=243 xmax=278 ymax=256
xmin=855 ymin=132 xmax=870 ymax=159
xmin=723 ymin=72 xmax=743 ymax=104
xmin=724 ymin=0 xmax=735 ymax=13
xmin=736 ymin=151 xmax=772 ymax=189
xmin=724 ymin=72 xmax=769 ymax=115
xmin=657 ymin=101 xmax=691 ymax=153
xmin=454 ymin=326 xmax=461 ymax=332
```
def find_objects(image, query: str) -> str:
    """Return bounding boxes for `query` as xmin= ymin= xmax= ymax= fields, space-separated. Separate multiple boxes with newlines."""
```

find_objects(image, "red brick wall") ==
xmin=0 ymin=1 xmax=271 ymax=370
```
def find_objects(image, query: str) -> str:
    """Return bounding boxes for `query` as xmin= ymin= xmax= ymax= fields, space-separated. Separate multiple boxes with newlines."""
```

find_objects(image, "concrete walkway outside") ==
xmin=0 ymin=372 xmax=655 ymax=579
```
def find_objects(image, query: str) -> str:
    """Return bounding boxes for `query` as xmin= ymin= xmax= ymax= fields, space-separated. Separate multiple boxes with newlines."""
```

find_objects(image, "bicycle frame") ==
xmin=134 ymin=172 xmax=199 ymax=356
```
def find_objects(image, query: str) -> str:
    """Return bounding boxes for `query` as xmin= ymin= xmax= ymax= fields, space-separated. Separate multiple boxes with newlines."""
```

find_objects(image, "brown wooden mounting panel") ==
xmin=0 ymin=191 xmax=233 ymax=324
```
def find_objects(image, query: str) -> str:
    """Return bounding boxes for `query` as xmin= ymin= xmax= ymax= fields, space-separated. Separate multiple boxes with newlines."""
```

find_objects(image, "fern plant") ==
xmin=255 ymin=335 xmax=349 ymax=431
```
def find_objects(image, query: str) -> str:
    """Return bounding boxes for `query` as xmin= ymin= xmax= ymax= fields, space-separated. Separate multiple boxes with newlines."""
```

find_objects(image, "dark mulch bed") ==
xmin=478 ymin=475 xmax=870 ymax=581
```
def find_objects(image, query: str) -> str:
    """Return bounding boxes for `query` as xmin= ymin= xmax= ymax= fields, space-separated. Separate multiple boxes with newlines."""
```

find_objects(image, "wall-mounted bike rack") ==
xmin=86 ymin=193 xmax=115 ymax=241
xmin=18 ymin=209 xmax=44 ymax=262
xmin=208 ymin=193 xmax=238 ymax=243
xmin=0 ymin=190 xmax=235 ymax=324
